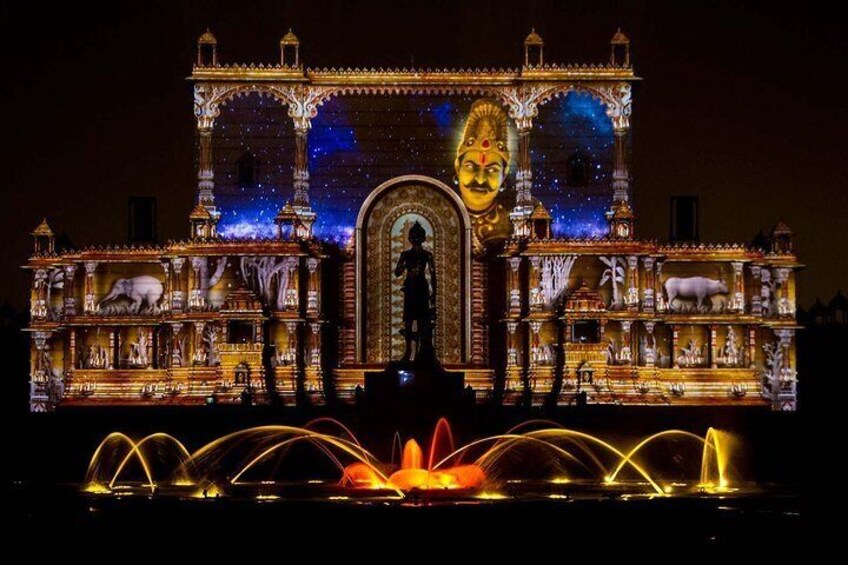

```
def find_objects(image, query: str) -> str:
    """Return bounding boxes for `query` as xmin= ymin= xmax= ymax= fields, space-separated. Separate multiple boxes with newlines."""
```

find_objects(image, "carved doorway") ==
xmin=356 ymin=175 xmax=472 ymax=365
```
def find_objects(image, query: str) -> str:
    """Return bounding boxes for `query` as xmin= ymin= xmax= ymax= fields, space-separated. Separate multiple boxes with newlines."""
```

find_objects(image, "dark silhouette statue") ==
xmin=394 ymin=221 xmax=437 ymax=366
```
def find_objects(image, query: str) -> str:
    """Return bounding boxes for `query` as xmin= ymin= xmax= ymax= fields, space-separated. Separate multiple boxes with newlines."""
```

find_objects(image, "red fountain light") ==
xmin=341 ymin=418 xmax=485 ymax=491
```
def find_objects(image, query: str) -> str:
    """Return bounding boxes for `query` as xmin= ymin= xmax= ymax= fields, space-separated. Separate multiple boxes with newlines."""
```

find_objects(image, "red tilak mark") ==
xmin=481 ymin=139 xmax=490 ymax=148
xmin=481 ymin=153 xmax=487 ymax=164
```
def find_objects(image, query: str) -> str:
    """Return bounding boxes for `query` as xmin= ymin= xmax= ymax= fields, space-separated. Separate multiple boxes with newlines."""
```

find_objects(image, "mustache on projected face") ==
xmin=464 ymin=180 xmax=496 ymax=193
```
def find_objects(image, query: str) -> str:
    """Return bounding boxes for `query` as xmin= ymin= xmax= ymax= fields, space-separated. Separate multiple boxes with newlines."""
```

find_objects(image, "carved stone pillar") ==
xmin=306 ymin=257 xmax=320 ymax=317
xmin=612 ymin=125 xmax=630 ymax=203
xmin=254 ymin=320 xmax=264 ymax=344
xmin=641 ymin=257 xmax=655 ymax=313
xmin=470 ymin=258 xmax=488 ymax=364
xmin=508 ymin=257 xmax=522 ymax=315
xmin=189 ymin=257 xmax=205 ymax=310
xmin=108 ymin=328 xmax=116 ymax=370
xmin=746 ymin=326 xmax=757 ymax=369
xmin=32 ymin=331 xmax=50 ymax=380
xmin=63 ymin=265 xmax=77 ymax=317
xmin=671 ymin=325 xmax=680 ymax=369
xmin=172 ymin=258 xmax=185 ymax=313
xmin=506 ymin=321 xmax=519 ymax=368
xmin=750 ymin=266 xmax=763 ymax=316
xmin=285 ymin=321 xmax=299 ymax=366
xmin=170 ymin=323 xmax=183 ymax=368
xmin=730 ymin=262 xmax=745 ymax=313
xmin=68 ymin=328 xmax=77 ymax=372
xmin=621 ymin=320 xmax=634 ymax=365
xmin=31 ymin=269 xmax=48 ymax=320
xmin=776 ymin=268 xmax=792 ymax=317
xmin=655 ymin=260 xmax=667 ymax=312
xmin=309 ymin=322 xmax=322 ymax=368
xmin=340 ymin=258 xmax=356 ymax=365
xmin=145 ymin=327 xmax=154 ymax=369
xmin=599 ymin=319 xmax=607 ymax=344
xmin=197 ymin=126 xmax=215 ymax=211
xmin=160 ymin=261 xmax=171 ymax=313
xmin=285 ymin=257 xmax=300 ymax=310
xmin=529 ymin=256 xmax=543 ymax=312
xmin=529 ymin=321 xmax=542 ymax=367
xmin=83 ymin=262 xmax=97 ymax=315
xmin=760 ymin=268 xmax=773 ymax=317
xmin=625 ymin=255 xmax=639 ymax=310
xmin=709 ymin=325 xmax=718 ymax=369
xmin=293 ymin=125 xmax=310 ymax=207
xmin=515 ymin=125 xmax=533 ymax=206
xmin=193 ymin=321 xmax=206 ymax=365
xmin=644 ymin=321 xmax=656 ymax=367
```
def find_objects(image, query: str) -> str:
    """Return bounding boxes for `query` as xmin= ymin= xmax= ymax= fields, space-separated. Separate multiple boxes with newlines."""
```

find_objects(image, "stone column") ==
xmin=63 ymin=265 xmax=77 ymax=317
xmin=254 ymin=320 xmax=264 ymax=344
xmin=32 ymin=331 xmax=50 ymax=380
xmin=306 ymin=258 xmax=320 ymax=317
xmin=160 ymin=261 xmax=171 ymax=313
xmin=506 ymin=321 xmax=519 ymax=368
xmin=285 ymin=321 xmax=299 ymax=365
xmin=170 ymin=323 xmax=183 ymax=368
xmin=529 ymin=321 xmax=542 ymax=366
xmin=83 ymin=262 xmax=98 ymax=314
xmin=671 ymin=325 xmax=680 ymax=369
xmin=190 ymin=257 xmax=205 ymax=310
xmin=642 ymin=257 xmax=655 ymax=313
xmin=746 ymin=326 xmax=757 ymax=369
xmin=31 ymin=269 xmax=48 ymax=320
xmin=776 ymin=268 xmax=792 ymax=316
xmin=760 ymin=268 xmax=773 ymax=317
xmin=340 ymin=258 xmax=356 ymax=365
xmin=612 ymin=125 xmax=630 ymax=204
xmin=293 ymin=124 xmax=310 ymax=207
xmin=309 ymin=322 xmax=322 ymax=368
xmin=285 ymin=257 xmax=300 ymax=310
xmin=730 ymin=262 xmax=745 ymax=313
xmin=197 ymin=125 xmax=215 ymax=211
xmin=709 ymin=325 xmax=718 ymax=369
xmin=529 ymin=256 xmax=542 ymax=312
xmin=470 ymin=258 xmax=488 ymax=365
xmin=508 ymin=257 xmax=522 ymax=315
xmin=509 ymin=104 xmax=536 ymax=238
xmin=655 ymin=261 xmax=667 ymax=312
xmin=145 ymin=327 xmax=154 ymax=369
xmin=750 ymin=266 xmax=763 ymax=316
xmin=193 ymin=321 xmax=206 ymax=365
xmin=625 ymin=256 xmax=639 ymax=310
xmin=644 ymin=322 xmax=656 ymax=367
xmin=68 ymin=328 xmax=77 ymax=371
xmin=171 ymin=258 xmax=185 ymax=313
xmin=108 ymin=328 xmax=116 ymax=370
xmin=621 ymin=320 xmax=634 ymax=365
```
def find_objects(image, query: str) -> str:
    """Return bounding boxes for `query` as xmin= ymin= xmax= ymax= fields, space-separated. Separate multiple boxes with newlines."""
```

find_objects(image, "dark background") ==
xmin=1 ymin=1 xmax=845 ymax=309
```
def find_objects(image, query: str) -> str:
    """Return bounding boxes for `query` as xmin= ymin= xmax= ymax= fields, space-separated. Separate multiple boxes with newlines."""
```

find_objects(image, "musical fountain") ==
xmin=83 ymin=418 xmax=744 ymax=502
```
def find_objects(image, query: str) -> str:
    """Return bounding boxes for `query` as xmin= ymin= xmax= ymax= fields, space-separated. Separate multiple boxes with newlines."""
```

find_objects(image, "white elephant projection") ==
xmin=663 ymin=277 xmax=728 ymax=313
xmin=99 ymin=275 xmax=164 ymax=315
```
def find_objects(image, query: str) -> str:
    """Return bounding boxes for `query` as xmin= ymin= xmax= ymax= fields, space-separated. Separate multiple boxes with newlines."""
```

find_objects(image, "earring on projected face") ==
xmin=453 ymin=176 xmax=459 ymax=186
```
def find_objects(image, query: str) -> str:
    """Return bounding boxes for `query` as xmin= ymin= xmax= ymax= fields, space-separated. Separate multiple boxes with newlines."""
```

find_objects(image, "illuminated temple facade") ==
xmin=25 ymin=30 xmax=801 ymax=411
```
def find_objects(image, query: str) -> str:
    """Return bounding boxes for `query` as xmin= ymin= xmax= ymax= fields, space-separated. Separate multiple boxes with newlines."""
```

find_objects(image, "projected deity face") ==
xmin=456 ymin=149 xmax=507 ymax=213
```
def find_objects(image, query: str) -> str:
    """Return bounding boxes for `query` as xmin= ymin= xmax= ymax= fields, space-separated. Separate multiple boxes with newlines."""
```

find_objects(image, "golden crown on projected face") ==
xmin=456 ymin=99 xmax=510 ymax=168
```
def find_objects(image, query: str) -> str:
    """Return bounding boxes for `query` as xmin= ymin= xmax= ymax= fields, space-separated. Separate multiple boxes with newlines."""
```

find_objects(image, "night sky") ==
xmin=1 ymin=1 xmax=845 ymax=308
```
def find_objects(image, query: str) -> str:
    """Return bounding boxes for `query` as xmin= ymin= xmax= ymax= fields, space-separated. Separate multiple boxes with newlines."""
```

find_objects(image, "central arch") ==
xmin=355 ymin=175 xmax=473 ymax=365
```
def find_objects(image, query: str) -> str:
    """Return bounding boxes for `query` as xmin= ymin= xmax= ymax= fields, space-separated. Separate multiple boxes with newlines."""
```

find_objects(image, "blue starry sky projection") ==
xmin=213 ymin=92 xmax=616 ymax=241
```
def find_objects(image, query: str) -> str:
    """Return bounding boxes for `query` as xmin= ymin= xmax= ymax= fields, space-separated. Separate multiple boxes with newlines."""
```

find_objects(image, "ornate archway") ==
xmin=355 ymin=175 xmax=473 ymax=364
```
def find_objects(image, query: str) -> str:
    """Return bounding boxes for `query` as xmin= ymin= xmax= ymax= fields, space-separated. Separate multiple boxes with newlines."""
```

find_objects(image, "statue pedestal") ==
xmin=362 ymin=361 xmax=470 ymax=420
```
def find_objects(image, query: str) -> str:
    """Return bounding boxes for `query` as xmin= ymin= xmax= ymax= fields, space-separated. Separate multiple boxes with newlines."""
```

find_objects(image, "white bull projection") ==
xmin=663 ymin=276 xmax=728 ymax=312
